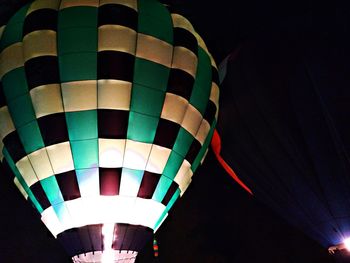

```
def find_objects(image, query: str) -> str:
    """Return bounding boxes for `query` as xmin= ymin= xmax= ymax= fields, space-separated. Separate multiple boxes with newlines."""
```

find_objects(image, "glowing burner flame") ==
xmin=344 ymin=237 xmax=350 ymax=252
xmin=102 ymin=223 xmax=115 ymax=263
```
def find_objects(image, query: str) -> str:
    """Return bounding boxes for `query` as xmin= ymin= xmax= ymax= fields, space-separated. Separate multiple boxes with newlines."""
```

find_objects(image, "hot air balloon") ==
xmin=0 ymin=0 xmax=219 ymax=261
xmin=217 ymin=38 xmax=350 ymax=260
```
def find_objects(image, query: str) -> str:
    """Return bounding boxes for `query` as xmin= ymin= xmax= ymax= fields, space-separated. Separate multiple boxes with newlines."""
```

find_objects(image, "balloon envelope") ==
xmin=0 ymin=0 xmax=219 ymax=261
xmin=218 ymin=39 xmax=350 ymax=249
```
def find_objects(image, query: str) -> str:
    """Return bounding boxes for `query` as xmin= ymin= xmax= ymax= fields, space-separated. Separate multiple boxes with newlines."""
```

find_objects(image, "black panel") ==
xmin=57 ymin=228 xmax=83 ymax=257
xmin=185 ymin=138 xmax=201 ymax=164
xmin=162 ymin=181 xmax=179 ymax=206
xmin=167 ymin=68 xmax=194 ymax=100
xmin=137 ymin=171 xmax=160 ymax=199
xmin=153 ymin=118 xmax=180 ymax=149
xmin=25 ymin=56 xmax=60 ymax=90
xmin=23 ymin=8 xmax=57 ymax=36
xmin=98 ymin=109 xmax=129 ymax=139
xmin=203 ymin=100 xmax=216 ymax=124
xmin=88 ymin=224 xmax=103 ymax=252
xmin=56 ymin=170 xmax=81 ymax=201
xmin=212 ymin=66 xmax=219 ymax=85
xmin=0 ymin=82 xmax=6 ymax=107
xmin=99 ymin=168 xmax=122 ymax=195
xmin=38 ymin=113 xmax=69 ymax=146
xmin=120 ymin=225 xmax=137 ymax=250
xmin=3 ymin=131 xmax=26 ymax=163
xmin=98 ymin=51 xmax=135 ymax=81
xmin=112 ymin=224 xmax=127 ymax=250
xmin=98 ymin=4 xmax=138 ymax=30
xmin=78 ymin=227 xmax=93 ymax=253
xmin=173 ymin=27 xmax=198 ymax=55
xmin=30 ymin=181 xmax=51 ymax=210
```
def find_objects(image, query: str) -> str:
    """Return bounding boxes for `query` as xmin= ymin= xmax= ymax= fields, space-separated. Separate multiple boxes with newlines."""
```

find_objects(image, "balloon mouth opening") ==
xmin=72 ymin=250 xmax=138 ymax=263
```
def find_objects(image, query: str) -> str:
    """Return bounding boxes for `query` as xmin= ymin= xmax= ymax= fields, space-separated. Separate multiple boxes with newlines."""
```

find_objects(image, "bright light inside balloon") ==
xmin=102 ymin=223 xmax=115 ymax=263
xmin=344 ymin=238 xmax=350 ymax=251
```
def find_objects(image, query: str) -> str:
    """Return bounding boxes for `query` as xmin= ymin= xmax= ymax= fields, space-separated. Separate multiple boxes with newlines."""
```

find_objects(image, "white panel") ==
xmin=100 ymin=0 xmax=137 ymax=10
xmin=160 ymin=93 xmax=188 ymax=125
xmin=123 ymin=140 xmax=152 ymax=170
xmin=0 ymin=106 xmax=15 ymax=139
xmin=146 ymin=145 xmax=171 ymax=174
xmin=136 ymin=33 xmax=172 ymax=67
xmin=28 ymin=148 xmax=54 ymax=180
xmin=99 ymin=138 xmax=126 ymax=168
xmin=0 ymin=25 xmax=4 ymax=40
xmin=30 ymin=84 xmax=64 ymax=118
xmin=41 ymin=206 xmax=63 ymax=237
xmin=61 ymin=80 xmax=97 ymax=112
xmin=174 ymin=160 xmax=192 ymax=195
xmin=46 ymin=142 xmax=74 ymax=174
xmin=98 ymin=25 xmax=136 ymax=54
xmin=14 ymin=177 xmax=28 ymax=199
xmin=27 ymin=0 xmax=60 ymax=14
xmin=53 ymin=202 xmax=72 ymax=232
xmin=0 ymin=140 xmax=3 ymax=161
xmin=119 ymin=168 xmax=143 ymax=197
xmin=76 ymin=168 xmax=100 ymax=197
xmin=210 ymin=82 xmax=219 ymax=118
xmin=195 ymin=119 xmax=210 ymax=146
xmin=0 ymin=43 xmax=23 ymax=78
xmin=172 ymin=46 xmax=197 ymax=77
xmin=42 ymin=196 xmax=166 ymax=235
xmin=16 ymin=157 xmax=38 ymax=187
xmin=201 ymin=149 xmax=209 ymax=164
xmin=98 ymin=79 xmax=131 ymax=110
xmin=181 ymin=104 xmax=203 ymax=137
xmin=65 ymin=198 xmax=90 ymax=228
xmin=131 ymin=198 xmax=166 ymax=229
xmin=23 ymin=30 xmax=57 ymax=61
xmin=60 ymin=0 xmax=98 ymax=9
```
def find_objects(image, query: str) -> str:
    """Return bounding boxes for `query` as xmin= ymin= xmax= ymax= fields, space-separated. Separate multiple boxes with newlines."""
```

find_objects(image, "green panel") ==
xmin=2 ymin=67 xmax=28 ymax=101
xmin=58 ymin=7 xmax=98 ymax=29
xmin=53 ymin=202 xmax=70 ymax=223
xmin=59 ymin=52 xmax=97 ymax=82
xmin=165 ymin=188 xmax=180 ymax=212
xmin=154 ymin=189 xmax=180 ymax=230
xmin=173 ymin=127 xmax=194 ymax=157
xmin=191 ymin=120 xmax=216 ymax=172
xmin=40 ymin=176 xmax=64 ymax=206
xmin=58 ymin=27 xmax=97 ymax=55
xmin=189 ymin=48 xmax=212 ymax=114
xmin=152 ymin=175 xmax=173 ymax=202
xmin=66 ymin=110 xmax=97 ymax=141
xmin=137 ymin=0 xmax=173 ymax=44
xmin=7 ymin=94 xmax=36 ymax=128
xmin=0 ymin=3 xmax=30 ymax=51
xmin=17 ymin=121 xmax=45 ymax=154
xmin=70 ymin=139 xmax=98 ymax=169
xmin=154 ymin=209 xmax=167 ymax=230
xmin=3 ymin=147 xmax=43 ymax=213
xmin=130 ymin=84 xmax=165 ymax=117
xmin=127 ymin=111 xmax=159 ymax=143
xmin=133 ymin=58 xmax=170 ymax=92
xmin=163 ymin=151 xmax=183 ymax=179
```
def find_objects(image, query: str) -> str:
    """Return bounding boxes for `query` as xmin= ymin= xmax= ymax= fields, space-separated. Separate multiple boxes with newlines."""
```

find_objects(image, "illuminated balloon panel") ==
xmin=0 ymin=0 xmax=219 ymax=261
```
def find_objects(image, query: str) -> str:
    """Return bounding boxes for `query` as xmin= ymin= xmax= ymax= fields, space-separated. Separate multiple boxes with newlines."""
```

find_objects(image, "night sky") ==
xmin=0 ymin=0 xmax=349 ymax=262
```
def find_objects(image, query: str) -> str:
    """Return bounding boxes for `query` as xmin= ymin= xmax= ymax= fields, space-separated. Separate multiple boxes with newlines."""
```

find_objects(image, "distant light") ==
xmin=344 ymin=238 xmax=350 ymax=251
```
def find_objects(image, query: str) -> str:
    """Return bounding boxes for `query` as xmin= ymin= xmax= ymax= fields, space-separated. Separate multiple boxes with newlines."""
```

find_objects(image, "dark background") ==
xmin=0 ymin=0 xmax=349 ymax=262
